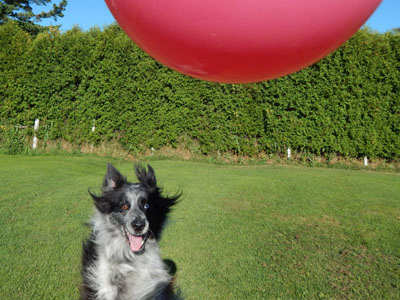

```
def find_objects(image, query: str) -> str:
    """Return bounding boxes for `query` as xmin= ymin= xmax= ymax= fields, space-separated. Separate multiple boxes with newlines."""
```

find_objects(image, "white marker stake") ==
xmin=32 ymin=119 xmax=39 ymax=149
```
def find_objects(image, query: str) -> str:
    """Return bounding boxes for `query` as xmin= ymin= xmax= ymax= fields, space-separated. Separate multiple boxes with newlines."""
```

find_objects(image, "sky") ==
xmin=35 ymin=0 xmax=400 ymax=33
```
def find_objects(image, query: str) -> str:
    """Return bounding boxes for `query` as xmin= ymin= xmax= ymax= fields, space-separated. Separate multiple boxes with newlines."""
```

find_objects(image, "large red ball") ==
xmin=105 ymin=0 xmax=382 ymax=83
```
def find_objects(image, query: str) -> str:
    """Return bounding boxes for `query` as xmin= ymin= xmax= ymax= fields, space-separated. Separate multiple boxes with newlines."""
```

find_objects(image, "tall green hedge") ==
xmin=0 ymin=21 xmax=399 ymax=159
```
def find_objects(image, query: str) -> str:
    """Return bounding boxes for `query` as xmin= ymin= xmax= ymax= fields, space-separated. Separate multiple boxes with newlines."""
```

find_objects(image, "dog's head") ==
xmin=89 ymin=163 xmax=179 ymax=254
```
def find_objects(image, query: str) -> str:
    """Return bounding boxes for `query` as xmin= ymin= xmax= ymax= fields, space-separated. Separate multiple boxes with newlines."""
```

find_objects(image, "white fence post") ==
xmin=32 ymin=118 xmax=39 ymax=149
xmin=364 ymin=156 xmax=368 ymax=167
xmin=287 ymin=147 xmax=291 ymax=159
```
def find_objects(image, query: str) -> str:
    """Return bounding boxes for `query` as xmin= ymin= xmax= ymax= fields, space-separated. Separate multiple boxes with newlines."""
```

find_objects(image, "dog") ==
xmin=81 ymin=163 xmax=182 ymax=300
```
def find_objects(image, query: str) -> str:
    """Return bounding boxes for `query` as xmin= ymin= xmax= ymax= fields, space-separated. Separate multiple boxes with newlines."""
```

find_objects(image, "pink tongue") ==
xmin=128 ymin=233 xmax=143 ymax=252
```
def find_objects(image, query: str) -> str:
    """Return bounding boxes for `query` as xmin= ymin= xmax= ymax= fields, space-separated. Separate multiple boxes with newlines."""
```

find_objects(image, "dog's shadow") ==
xmin=163 ymin=259 xmax=177 ymax=276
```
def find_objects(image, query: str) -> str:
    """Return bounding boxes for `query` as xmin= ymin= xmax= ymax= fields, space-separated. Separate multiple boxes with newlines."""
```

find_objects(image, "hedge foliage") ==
xmin=0 ymin=21 xmax=399 ymax=159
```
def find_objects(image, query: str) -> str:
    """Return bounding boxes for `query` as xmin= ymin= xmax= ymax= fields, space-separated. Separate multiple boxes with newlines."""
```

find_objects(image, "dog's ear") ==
xmin=135 ymin=164 xmax=156 ymax=189
xmin=103 ymin=163 xmax=126 ymax=192
xmin=88 ymin=188 xmax=111 ymax=213
xmin=88 ymin=189 xmax=111 ymax=213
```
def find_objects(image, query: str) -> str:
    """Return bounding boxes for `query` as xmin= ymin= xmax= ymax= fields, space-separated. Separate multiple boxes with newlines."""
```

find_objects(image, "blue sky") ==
xmin=36 ymin=0 xmax=399 ymax=32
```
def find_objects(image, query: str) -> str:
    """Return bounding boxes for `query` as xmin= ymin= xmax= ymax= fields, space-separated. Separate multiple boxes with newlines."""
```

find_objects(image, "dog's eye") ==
xmin=139 ymin=197 xmax=149 ymax=210
xmin=120 ymin=204 xmax=129 ymax=211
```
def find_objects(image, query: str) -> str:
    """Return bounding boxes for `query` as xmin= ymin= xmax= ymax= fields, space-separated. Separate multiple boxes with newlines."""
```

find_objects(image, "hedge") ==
xmin=0 ymin=21 xmax=399 ymax=159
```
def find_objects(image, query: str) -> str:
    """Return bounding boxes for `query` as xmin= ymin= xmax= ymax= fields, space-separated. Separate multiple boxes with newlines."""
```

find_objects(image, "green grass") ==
xmin=0 ymin=155 xmax=399 ymax=299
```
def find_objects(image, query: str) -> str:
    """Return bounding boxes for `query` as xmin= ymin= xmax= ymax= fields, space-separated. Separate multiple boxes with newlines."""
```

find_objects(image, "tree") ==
xmin=0 ymin=0 xmax=67 ymax=26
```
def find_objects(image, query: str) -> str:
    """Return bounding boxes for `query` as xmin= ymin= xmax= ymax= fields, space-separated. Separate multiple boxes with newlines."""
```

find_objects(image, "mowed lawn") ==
xmin=0 ymin=155 xmax=399 ymax=300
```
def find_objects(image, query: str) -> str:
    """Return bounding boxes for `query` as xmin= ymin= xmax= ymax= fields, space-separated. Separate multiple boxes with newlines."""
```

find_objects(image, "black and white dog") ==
xmin=81 ymin=163 xmax=182 ymax=300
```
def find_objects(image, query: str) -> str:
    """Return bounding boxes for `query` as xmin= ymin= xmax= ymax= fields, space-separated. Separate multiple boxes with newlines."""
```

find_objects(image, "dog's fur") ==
xmin=81 ymin=163 xmax=182 ymax=300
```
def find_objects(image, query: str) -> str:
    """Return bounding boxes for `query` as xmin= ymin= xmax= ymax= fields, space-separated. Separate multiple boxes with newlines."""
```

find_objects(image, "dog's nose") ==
xmin=131 ymin=217 xmax=145 ymax=232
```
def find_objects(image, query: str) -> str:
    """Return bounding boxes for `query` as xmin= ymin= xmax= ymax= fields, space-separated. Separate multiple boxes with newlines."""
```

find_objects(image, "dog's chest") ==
xmin=95 ymin=250 xmax=170 ymax=300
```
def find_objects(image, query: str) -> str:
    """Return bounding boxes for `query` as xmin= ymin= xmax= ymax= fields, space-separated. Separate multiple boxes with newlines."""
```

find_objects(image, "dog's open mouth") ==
xmin=124 ymin=229 xmax=149 ymax=253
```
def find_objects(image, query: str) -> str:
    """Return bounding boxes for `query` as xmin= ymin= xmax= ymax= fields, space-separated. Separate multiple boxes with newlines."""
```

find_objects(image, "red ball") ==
xmin=105 ymin=0 xmax=382 ymax=83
